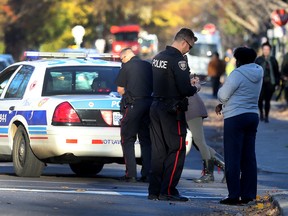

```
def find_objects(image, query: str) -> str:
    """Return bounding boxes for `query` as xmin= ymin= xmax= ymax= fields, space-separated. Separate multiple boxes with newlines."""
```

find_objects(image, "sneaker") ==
xmin=159 ymin=194 xmax=189 ymax=202
xmin=148 ymin=194 xmax=159 ymax=200
xmin=119 ymin=175 xmax=137 ymax=183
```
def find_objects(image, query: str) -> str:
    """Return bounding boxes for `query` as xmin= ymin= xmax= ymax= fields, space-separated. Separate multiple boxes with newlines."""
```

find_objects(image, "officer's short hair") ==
xmin=120 ymin=47 xmax=132 ymax=55
xmin=233 ymin=47 xmax=256 ymax=65
xmin=174 ymin=28 xmax=198 ymax=42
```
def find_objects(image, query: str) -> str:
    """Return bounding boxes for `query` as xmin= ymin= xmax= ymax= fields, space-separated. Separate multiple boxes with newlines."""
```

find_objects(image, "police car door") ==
xmin=0 ymin=65 xmax=32 ymax=156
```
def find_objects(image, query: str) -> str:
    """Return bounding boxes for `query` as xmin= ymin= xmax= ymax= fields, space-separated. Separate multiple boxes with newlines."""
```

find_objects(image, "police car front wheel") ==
xmin=12 ymin=125 xmax=45 ymax=177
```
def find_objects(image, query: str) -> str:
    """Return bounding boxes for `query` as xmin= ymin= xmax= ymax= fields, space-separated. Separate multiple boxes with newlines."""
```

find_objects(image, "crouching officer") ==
xmin=148 ymin=28 xmax=200 ymax=201
xmin=115 ymin=48 xmax=153 ymax=183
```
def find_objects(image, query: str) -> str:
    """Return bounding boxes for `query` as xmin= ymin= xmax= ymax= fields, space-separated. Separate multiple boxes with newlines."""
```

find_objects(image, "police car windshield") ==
xmin=42 ymin=66 xmax=120 ymax=96
xmin=189 ymin=43 xmax=217 ymax=57
xmin=114 ymin=32 xmax=138 ymax=41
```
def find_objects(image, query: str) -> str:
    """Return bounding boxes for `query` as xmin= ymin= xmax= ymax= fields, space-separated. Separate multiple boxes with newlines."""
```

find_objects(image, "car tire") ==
xmin=69 ymin=162 xmax=104 ymax=176
xmin=12 ymin=125 xmax=45 ymax=177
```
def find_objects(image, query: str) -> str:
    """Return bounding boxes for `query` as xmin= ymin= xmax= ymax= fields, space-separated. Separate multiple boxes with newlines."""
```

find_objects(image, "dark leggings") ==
xmin=258 ymin=82 xmax=275 ymax=118
xmin=224 ymin=113 xmax=258 ymax=200
xmin=211 ymin=76 xmax=221 ymax=97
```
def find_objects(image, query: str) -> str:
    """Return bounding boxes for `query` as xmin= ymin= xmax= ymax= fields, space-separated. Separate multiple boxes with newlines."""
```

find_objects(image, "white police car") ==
xmin=0 ymin=52 xmax=192 ymax=177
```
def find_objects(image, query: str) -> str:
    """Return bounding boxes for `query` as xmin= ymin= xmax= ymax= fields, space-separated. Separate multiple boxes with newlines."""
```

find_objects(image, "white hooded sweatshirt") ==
xmin=217 ymin=63 xmax=263 ymax=119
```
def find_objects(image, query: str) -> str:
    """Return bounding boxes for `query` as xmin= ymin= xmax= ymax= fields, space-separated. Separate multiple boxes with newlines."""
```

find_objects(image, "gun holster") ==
xmin=120 ymin=92 xmax=135 ymax=113
xmin=166 ymin=98 xmax=188 ymax=113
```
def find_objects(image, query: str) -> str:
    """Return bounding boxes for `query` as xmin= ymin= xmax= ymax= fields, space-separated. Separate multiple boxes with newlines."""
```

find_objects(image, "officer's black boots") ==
xmin=194 ymin=159 xmax=215 ymax=183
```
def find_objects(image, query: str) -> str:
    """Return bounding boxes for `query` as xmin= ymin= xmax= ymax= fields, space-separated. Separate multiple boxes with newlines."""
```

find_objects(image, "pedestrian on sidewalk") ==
xmin=255 ymin=42 xmax=280 ymax=123
xmin=115 ymin=47 xmax=153 ymax=183
xmin=148 ymin=28 xmax=200 ymax=202
xmin=280 ymin=52 xmax=288 ymax=109
xmin=185 ymin=88 xmax=225 ymax=183
xmin=215 ymin=47 xmax=263 ymax=205
xmin=207 ymin=52 xmax=226 ymax=98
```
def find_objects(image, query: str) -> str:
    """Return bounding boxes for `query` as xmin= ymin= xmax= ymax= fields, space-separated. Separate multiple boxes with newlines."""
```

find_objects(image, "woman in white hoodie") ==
xmin=215 ymin=47 xmax=263 ymax=205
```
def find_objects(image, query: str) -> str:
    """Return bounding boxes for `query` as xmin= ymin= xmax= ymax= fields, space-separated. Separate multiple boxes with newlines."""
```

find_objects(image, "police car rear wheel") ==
xmin=69 ymin=162 xmax=104 ymax=177
xmin=12 ymin=125 xmax=45 ymax=177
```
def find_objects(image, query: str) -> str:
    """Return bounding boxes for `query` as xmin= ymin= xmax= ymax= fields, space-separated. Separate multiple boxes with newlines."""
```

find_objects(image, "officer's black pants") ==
xmin=120 ymin=98 xmax=152 ymax=178
xmin=148 ymin=100 xmax=187 ymax=196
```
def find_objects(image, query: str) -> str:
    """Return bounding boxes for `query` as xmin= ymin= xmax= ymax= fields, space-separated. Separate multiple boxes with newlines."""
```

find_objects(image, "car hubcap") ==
xmin=18 ymin=139 xmax=26 ymax=165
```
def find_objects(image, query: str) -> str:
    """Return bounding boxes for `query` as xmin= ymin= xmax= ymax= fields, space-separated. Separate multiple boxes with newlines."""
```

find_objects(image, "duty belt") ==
xmin=153 ymin=97 xmax=183 ymax=101
xmin=133 ymin=96 xmax=152 ymax=100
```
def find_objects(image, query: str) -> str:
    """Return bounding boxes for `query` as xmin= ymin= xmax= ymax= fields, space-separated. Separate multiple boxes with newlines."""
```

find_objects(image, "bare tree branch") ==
xmin=215 ymin=0 xmax=260 ymax=33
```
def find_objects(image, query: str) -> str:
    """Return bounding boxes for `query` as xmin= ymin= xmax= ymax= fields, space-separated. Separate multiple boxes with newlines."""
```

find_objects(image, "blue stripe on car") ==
xmin=0 ymin=110 xmax=47 ymax=126
xmin=28 ymin=126 xmax=47 ymax=135
xmin=0 ymin=127 xmax=8 ymax=134
xmin=16 ymin=110 xmax=47 ymax=125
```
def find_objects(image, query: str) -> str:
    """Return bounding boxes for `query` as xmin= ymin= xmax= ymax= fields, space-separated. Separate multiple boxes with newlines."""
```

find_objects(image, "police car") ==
xmin=0 ymin=51 xmax=192 ymax=177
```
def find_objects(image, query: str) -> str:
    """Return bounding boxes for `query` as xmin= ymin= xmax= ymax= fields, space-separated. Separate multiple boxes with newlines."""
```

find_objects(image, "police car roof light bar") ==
xmin=24 ymin=51 xmax=87 ymax=59
xmin=24 ymin=51 xmax=120 ymax=61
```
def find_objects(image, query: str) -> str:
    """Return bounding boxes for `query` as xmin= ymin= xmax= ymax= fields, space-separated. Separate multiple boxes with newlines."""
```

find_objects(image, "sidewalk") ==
xmin=199 ymin=87 xmax=288 ymax=215
xmin=256 ymin=102 xmax=288 ymax=174
xmin=256 ymin=101 xmax=288 ymax=216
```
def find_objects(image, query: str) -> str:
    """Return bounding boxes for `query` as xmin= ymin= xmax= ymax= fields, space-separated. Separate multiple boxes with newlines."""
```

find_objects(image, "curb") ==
xmin=271 ymin=192 xmax=288 ymax=216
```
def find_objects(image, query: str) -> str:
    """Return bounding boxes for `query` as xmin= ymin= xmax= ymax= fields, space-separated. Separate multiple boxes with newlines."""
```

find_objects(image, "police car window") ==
xmin=4 ymin=65 xmax=34 ymax=99
xmin=42 ymin=66 xmax=120 ymax=96
xmin=0 ymin=65 xmax=20 ymax=96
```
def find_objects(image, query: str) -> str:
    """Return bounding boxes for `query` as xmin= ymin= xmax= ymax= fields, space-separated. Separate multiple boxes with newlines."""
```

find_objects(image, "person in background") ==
xmin=225 ymin=57 xmax=236 ymax=77
xmin=280 ymin=52 xmax=288 ymax=109
xmin=185 ymin=89 xmax=225 ymax=183
xmin=224 ymin=48 xmax=236 ymax=77
xmin=216 ymin=47 xmax=263 ymax=205
xmin=148 ymin=28 xmax=200 ymax=202
xmin=255 ymin=42 xmax=280 ymax=123
xmin=115 ymin=47 xmax=153 ymax=183
xmin=207 ymin=52 xmax=226 ymax=98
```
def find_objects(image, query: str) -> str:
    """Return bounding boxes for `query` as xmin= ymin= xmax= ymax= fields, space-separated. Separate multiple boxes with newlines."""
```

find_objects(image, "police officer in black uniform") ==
xmin=148 ymin=28 xmax=200 ymax=201
xmin=115 ymin=47 xmax=153 ymax=182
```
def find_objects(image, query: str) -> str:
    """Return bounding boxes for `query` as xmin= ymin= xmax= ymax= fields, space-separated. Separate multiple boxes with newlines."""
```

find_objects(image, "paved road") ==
xmin=0 ymin=160 xmax=286 ymax=216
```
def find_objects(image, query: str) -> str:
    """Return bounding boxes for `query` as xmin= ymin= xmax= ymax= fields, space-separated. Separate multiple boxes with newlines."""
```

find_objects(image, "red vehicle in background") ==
xmin=110 ymin=25 xmax=141 ymax=55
